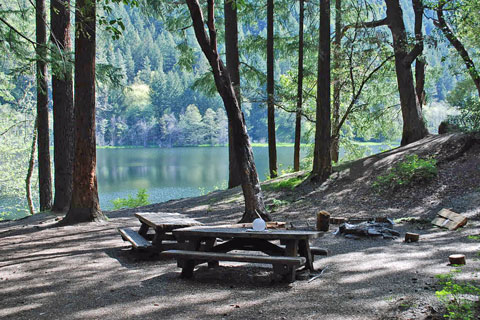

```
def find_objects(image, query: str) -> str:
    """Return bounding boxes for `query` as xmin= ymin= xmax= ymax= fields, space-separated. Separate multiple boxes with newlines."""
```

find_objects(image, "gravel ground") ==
xmin=1 ymin=133 xmax=479 ymax=320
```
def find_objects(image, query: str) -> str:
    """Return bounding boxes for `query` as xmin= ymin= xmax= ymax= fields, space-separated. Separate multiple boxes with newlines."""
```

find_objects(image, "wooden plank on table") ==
xmin=135 ymin=212 xmax=202 ymax=230
xmin=161 ymin=250 xmax=306 ymax=266
xmin=118 ymin=228 xmax=152 ymax=249
xmin=432 ymin=209 xmax=467 ymax=230
xmin=173 ymin=227 xmax=321 ymax=241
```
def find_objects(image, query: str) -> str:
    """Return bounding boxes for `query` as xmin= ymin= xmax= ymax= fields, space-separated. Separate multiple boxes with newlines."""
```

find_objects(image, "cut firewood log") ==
xmin=405 ymin=232 xmax=420 ymax=242
xmin=316 ymin=211 xmax=330 ymax=231
xmin=449 ymin=254 xmax=466 ymax=265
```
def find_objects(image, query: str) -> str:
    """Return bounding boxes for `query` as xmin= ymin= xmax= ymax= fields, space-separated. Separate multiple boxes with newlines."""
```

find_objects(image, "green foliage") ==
xmin=267 ymin=199 xmax=290 ymax=212
xmin=111 ymin=188 xmax=150 ymax=210
xmin=444 ymin=79 xmax=480 ymax=132
xmin=435 ymin=270 xmax=480 ymax=320
xmin=373 ymin=155 xmax=437 ymax=192
xmin=263 ymin=175 xmax=306 ymax=191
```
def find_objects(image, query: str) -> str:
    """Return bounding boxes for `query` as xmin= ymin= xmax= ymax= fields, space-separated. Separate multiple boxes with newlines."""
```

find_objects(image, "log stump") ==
xmin=316 ymin=211 xmax=330 ymax=231
xmin=449 ymin=254 xmax=466 ymax=265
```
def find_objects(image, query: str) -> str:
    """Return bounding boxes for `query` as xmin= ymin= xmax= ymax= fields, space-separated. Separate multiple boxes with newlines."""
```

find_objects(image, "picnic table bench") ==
xmin=118 ymin=212 xmax=202 ymax=251
xmin=162 ymin=226 xmax=323 ymax=282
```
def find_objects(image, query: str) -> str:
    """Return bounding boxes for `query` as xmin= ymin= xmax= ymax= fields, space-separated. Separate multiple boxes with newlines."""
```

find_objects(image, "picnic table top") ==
xmin=134 ymin=212 xmax=203 ymax=230
xmin=173 ymin=226 xmax=321 ymax=240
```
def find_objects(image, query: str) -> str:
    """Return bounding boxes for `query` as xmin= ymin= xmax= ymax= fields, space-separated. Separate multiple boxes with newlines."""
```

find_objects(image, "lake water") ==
xmin=96 ymin=146 xmax=304 ymax=210
xmin=1 ymin=143 xmax=396 ymax=220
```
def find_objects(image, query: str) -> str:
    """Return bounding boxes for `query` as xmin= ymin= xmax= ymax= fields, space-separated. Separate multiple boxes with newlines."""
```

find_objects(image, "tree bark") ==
xmin=185 ymin=0 xmax=271 ymax=222
xmin=412 ymin=0 xmax=426 ymax=107
xmin=224 ymin=0 xmax=242 ymax=188
xmin=312 ymin=0 xmax=332 ymax=182
xmin=267 ymin=0 xmax=277 ymax=178
xmin=385 ymin=0 xmax=428 ymax=146
xmin=26 ymin=118 xmax=38 ymax=216
xmin=36 ymin=0 xmax=52 ymax=211
xmin=293 ymin=0 xmax=304 ymax=172
xmin=63 ymin=0 xmax=105 ymax=224
xmin=436 ymin=1 xmax=480 ymax=98
xmin=51 ymin=0 xmax=74 ymax=212
xmin=331 ymin=0 xmax=342 ymax=163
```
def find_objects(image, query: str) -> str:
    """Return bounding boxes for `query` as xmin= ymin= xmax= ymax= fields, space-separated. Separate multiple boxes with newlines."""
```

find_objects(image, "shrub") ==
xmin=373 ymin=155 xmax=437 ymax=192
xmin=436 ymin=270 xmax=480 ymax=320
xmin=111 ymin=188 xmax=150 ymax=210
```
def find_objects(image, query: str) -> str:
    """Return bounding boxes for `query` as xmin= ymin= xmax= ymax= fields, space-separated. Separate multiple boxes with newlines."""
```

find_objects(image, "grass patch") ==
xmin=262 ymin=175 xmax=306 ymax=191
xmin=267 ymin=199 xmax=291 ymax=212
xmin=373 ymin=154 xmax=437 ymax=192
xmin=111 ymin=188 xmax=150 ymax=210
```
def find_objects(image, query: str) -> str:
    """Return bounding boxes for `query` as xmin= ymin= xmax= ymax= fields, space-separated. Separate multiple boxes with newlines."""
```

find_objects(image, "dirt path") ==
xmin=1 ymin=133 xmax=479 ymax=319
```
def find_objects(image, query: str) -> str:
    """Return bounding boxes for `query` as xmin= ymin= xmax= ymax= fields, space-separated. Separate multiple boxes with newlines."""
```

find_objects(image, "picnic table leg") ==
xmin=280 ymin=239 xmax=299 ymax=282
xmin=181 ymin=238 xmax=201 ymax=279
xmin=138 ymin=223 xmax=149 ymax=237
xmin=298 ymin=239 xmax=314 ymax=271
xmin=204 ymin=238 xmax=219 ymax=268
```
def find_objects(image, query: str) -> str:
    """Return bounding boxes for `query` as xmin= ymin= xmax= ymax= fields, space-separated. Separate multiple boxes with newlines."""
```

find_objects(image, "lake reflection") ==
xmin=96 ymin=146 xmax=303 ymax=210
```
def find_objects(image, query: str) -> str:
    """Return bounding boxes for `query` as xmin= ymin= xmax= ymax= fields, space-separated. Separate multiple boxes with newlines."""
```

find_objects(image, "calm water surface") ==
xmin=97 ymin=146 xmax=304 ymax=210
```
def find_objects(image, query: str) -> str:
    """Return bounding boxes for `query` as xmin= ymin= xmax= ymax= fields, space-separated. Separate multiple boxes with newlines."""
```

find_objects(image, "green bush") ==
xmin=436 ymin=270 xmax=480 ymax=320
xmin=111 ymin=188 xmax=150 ymax=210
xmin=373 ymin=155 xmax=437 ymax=192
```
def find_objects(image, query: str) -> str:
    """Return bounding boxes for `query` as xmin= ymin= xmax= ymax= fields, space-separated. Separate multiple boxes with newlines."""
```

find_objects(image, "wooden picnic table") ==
xmin=118 ymin=212 xmax=202 ymax=251
xmin=163 ymin=226 xmax=322 ymax=282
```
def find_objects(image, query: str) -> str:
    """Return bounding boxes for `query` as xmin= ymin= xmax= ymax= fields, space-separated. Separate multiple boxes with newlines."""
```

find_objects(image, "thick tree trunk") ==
xmin=36 ymin=0 xmax=52 ymax=211
xmin=331 ymin=0 xmax=342 ymax=163
xmin=385 ymin=0 xmax=428 ymax=146
xmin=412 ymin=0 xmax=426 ymax=107
xmin=293 ymin=0 xmax=304 ymax=172
xmin=436 ymin=2 xmax=480 ymax=98
xmin=224 ymin=0 xmax=242 ymax=188
xmin=51 ymin=0 xmax=74 ymax=212
xmin=267 ymin=0 xmax=277 ymax=178
xmin=186 ymin=0 xmax=271 ymax=222
xmin=63 ymin=0 xmax=105 ymax=224
xmin=312 ymin=0 xmax=332 ymax=182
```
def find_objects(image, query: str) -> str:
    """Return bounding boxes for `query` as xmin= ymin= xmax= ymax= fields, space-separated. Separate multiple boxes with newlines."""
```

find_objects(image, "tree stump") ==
xmin=316 ymin=211 xmax=330 ymax=231
xmin=449 ymin=254 xmax=466 ymax=265
xmin=405 ymin=232 xmax=420 ymax=242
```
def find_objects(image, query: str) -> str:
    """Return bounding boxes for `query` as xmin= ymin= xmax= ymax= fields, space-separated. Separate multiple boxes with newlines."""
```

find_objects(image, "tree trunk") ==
xmin=436 ymin=2 xmax=480 ymax=98
xmin=26 ymin=118 xmax=38 ymax=216
xmin=186 ymin=0 xmax=271 ymax=222
xmin=293 ymin=0 xmax=304 ymax=172
xmin=385 ymin=0 xmax=428 ymax=146
xmin=224 ymin=0 xmax=242 ymax=188
xmin=63 ymin=0 xmax=105 ymax=224
xmin=51 ymin=0 xmax=74 ymax=212
xmin=267 ymin=0 xmax=277 ymax=178
xmin=312 ymin=0 xmax=332 ymax=183
xmin=36 ymin=0 xmax=52 ymax=211
xmin=331 ymin=0 xmax=342 ymax=163
xmin=412 ymin=0 xmax=426 ymax=107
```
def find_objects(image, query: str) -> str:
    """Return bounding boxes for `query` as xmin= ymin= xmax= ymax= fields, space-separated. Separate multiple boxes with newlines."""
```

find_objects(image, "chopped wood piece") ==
xmin=330 ymin=217 xmax=346 ymax=225
xmin=449 ymin=254 xmax=466 ymax=265
xmin=405 ymin=232 xmax=420 ymax=242
xmin=432 ymin=209 xmax=467 ymax=230
xmin=316 ymin=210 xmax=330 ymax=231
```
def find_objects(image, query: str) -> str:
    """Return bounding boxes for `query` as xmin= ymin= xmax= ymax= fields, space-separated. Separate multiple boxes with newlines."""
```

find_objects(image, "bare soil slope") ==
xmin=1 ymin=133 xmax=479 ymax=320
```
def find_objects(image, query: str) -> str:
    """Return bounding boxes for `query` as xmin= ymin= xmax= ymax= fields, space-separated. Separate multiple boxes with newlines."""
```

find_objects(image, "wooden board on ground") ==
xmin=431 ymin=209 xmax=467 ymax=230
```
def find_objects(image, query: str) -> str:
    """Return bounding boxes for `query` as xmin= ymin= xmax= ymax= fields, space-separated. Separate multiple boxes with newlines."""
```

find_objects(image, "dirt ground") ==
xmin=1 ymin=133 xmax=479 ymax=320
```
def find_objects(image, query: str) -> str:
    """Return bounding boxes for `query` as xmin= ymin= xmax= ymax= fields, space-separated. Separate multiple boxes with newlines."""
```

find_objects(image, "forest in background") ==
xmin=1 ymin=0 xmax=479 ymax=219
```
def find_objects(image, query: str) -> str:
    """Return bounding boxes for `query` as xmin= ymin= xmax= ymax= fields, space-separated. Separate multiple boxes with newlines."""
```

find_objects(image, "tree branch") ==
xmin=435 ymin=1 xmax=480 ymax=96
xmin=341 ymin=17 xmax=388 ymax=38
